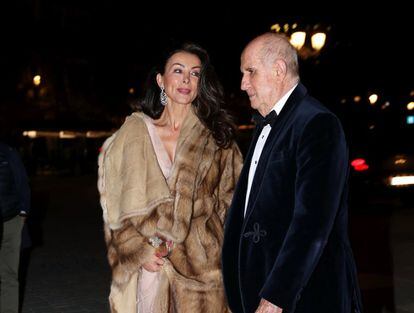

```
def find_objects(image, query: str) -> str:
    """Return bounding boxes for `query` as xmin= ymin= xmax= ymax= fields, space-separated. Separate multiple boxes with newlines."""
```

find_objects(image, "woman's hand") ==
xmin=142 ymin=254 xmax=165 ymax=272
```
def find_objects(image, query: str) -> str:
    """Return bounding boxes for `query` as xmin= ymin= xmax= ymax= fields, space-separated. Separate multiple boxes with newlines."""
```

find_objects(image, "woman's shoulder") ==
xmin=120 ymin=112 xmax=147 ymax=130
xmin=103 ymin=112 xmax=149 ymax=152
xmin=113 ymin=112 xmax=149 ymax=139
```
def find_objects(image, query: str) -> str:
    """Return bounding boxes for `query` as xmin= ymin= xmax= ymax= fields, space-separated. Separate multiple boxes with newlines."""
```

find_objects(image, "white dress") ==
xmin=137 ymin=116 xmax=173 ymax=313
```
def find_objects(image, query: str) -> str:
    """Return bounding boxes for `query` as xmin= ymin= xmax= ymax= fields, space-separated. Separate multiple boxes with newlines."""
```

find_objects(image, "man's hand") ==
xmin=255 ymin=298 xmax=283 ymax=313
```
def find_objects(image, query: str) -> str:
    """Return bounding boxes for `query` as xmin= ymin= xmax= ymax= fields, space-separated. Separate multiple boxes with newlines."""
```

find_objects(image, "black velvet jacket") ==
xmin=222 ymin=84 xmax=363 ymax=313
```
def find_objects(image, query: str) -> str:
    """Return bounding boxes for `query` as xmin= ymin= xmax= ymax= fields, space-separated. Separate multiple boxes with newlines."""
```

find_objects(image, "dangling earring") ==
xmin=160 ymin=87 xmax=167 ymax=106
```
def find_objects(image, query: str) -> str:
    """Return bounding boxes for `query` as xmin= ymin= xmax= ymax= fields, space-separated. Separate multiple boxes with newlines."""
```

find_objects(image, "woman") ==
xmin=98 ymin=43 xmax=242 ymax=312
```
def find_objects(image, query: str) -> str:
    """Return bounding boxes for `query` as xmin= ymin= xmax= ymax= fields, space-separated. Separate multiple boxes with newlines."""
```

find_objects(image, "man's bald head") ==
xmin=244 ymin=32 xmax=299 ymax=79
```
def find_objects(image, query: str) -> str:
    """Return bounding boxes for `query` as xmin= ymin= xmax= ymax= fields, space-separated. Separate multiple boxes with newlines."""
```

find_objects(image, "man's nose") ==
xmin=241 ymin=76 xmax=249 ymax=90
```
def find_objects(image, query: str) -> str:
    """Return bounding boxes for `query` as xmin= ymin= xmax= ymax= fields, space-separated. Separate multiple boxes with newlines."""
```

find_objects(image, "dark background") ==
xmin=0 ymin=1 xmax=413 ymax=176
xmin=1 ymin=2 xmax=413 ymax=128
xmin=1 ymin=3 xmax=413 ymax=312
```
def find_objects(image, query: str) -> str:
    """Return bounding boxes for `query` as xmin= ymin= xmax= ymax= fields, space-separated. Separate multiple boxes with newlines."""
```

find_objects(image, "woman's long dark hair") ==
xmin=137 ymin=42 xmax=235 ymax=148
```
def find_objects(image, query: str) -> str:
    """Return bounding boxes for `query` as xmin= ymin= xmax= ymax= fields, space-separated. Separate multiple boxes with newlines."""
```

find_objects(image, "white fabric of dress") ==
xmin=136 ymin=116 xmax=173 ymax=313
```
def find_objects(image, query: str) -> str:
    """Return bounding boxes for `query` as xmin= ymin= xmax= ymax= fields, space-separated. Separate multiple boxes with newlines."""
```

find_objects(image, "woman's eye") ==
xmin=191 ymin=71 xmax=200 ymax=78
xmin=173 ymin=68 xmax=182 ymax=73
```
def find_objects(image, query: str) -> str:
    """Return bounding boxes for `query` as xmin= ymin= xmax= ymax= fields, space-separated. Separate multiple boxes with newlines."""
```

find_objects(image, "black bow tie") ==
xmin=253 ymin=110 xmax=277 ymax=127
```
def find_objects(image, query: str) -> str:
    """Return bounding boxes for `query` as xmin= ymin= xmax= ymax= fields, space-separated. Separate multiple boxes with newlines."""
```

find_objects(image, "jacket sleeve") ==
xmin=259 ymin=113 xmax=349 ymax=311
xmin=104 ymin=215 xmax=157 ymax=289
xmin=9 ymin=148 xmax=31 ymax=214
xmin=216 ymin=142 xmax=243 ymax=224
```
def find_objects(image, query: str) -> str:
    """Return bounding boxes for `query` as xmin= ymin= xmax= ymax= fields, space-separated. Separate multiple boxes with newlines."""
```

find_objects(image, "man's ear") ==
xmin=274 ymin=59 xmax=287 ymax=79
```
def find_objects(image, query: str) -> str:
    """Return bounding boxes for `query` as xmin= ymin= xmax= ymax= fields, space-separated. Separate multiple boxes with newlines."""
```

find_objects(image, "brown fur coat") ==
xmin=98 ymin=110 xmax=242 ymax=312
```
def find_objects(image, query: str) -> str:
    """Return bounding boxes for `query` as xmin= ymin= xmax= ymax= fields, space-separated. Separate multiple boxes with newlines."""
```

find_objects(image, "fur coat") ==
xmin=98 ymin=109 xmax=242 ymax=312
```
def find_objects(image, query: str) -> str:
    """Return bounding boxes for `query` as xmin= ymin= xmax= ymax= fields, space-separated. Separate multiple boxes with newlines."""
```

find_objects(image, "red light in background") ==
xmin=351 ymin=158 xmax=369 ymax=171
xmin=351 ymin=158 xmax=365 ymax=167
xmin=354 ymin=164 xmax=369 ymax=171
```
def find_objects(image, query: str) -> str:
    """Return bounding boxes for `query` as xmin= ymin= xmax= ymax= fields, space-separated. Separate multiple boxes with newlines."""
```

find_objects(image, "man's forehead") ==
xmin=242 ymin=41 xmax=262 ymax=60
xmin=241 ymin=50 xmax=258 ymax=68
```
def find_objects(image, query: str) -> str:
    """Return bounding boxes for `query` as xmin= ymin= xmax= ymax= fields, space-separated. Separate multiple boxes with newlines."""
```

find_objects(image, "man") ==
xmin=0 ymin=141 xmax=31 ymax=313
xmin=222 ymin=33 xmax=363 ymax=313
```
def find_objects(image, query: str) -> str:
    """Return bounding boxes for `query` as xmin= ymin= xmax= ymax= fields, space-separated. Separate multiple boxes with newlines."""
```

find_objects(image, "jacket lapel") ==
xmin=244 ymin=83 xmax=308 ymax=221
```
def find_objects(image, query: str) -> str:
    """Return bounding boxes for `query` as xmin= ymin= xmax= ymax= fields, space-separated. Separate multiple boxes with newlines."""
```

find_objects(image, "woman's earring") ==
xmin=160 ymin=87 xmax=167 ymax=106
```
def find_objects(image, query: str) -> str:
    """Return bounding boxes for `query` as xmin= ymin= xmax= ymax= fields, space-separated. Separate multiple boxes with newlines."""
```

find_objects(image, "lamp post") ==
xmin=270 ymin=23 xmax=329 ymax=60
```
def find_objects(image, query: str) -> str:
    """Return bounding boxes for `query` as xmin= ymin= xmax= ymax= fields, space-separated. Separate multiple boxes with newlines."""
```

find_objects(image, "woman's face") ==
xmin=157 ymin=51 xmax=202 ymax=107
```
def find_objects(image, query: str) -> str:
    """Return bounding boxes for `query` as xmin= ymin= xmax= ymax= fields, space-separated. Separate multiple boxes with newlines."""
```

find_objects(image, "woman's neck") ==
xmin=156 ymin=103 xmax=191 ymax=132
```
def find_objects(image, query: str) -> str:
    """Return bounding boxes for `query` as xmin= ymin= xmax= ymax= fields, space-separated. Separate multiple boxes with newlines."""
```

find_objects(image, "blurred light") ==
xmin=410 ymin=90 xmax=414 ymax=97
xmin=407 ymin=115 xmax=414 ymax=125
xmin=59 ymin=131 xmax=76 ymax=139
xmin=26 ymin=131 xmax=37 ymax=138
xmin=86 ymin=131 xmax=113 ymax=138
xmin=368 ymin=93 xmax=378 ymax=105
xmin=238 ymin=124 xmax=255 ymax=130
xmin=33 ymin=75 xmax=41 ymax=86
xmin=270 ymin=23 xmax=281 ymax=32
xmin=369 ymin=124 xmax=375 ymax=130
xmin=340 ymin=98 xmax=346 ymax=104
xmin=390 ymin=176 xmax=414 ymax=186
xmin=351 ymin=158 xmax=366 ymax=166
xmin=310 ymin=32 xmax=326 ymax=51
xmin=381 ymin=101 xmax=390 ymax=110
xmin=354 ymin=96 xmax=361 ymax=103
xmin=407 ymin=102 xmax=414 ymax=110
xmin=128 ymin=88 xmax=135 ymax=94
xmin=351 ymin=158 xmax=369 ymax=171
xmin=290 ymin=31 xmax=306 ymax=50
xmin=39 ymin=88 xmax=46 ymax=96
xmin=270 ymin=22 xmax=329 ymax=59
xmin=22 ymin=130 xmax=114 ymax=139
xmin=395 ymin=158 xmax=407 ymax=165
xmin=354 ymin=164 xmax=369 ymax=171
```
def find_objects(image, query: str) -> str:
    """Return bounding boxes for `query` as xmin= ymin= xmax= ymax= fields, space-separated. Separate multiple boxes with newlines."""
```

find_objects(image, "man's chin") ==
xmin=249 ymin=102 xmax=259 ymax=110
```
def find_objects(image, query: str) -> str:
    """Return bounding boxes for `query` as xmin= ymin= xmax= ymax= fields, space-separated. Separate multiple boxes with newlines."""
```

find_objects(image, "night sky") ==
xmin=1 ymin=1 xmax=413 ymax=127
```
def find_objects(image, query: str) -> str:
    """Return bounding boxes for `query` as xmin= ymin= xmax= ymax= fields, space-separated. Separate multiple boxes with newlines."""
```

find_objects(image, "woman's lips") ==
xmin=177 ymin=88 xmax=191 ymax=95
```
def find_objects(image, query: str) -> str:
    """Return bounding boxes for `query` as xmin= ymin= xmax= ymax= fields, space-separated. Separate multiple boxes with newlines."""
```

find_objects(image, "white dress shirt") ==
xmin=244 ymin=85 xmax=297 ymax=217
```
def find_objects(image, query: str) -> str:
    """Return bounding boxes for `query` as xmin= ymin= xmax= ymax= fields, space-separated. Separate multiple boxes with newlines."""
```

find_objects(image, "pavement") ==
xmin=20 ymin=174 xmax=110 ymax=313
xmin=17 ymin=174 xmax=414 ymax=313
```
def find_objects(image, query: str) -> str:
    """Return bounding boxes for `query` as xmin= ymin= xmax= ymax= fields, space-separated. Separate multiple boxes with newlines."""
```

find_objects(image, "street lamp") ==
xmin=33 ymin=74 xmax=41 ymax=86
xmin=270 ymin=23 xmax=329 ymax=59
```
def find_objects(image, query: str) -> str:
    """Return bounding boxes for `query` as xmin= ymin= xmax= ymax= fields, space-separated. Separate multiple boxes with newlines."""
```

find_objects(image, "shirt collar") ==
xmin=270 ymin=83 xmax=298 ymax=115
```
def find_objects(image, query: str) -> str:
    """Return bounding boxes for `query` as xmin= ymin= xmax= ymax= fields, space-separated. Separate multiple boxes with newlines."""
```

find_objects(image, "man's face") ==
xmin=240 ymin=43 xmax=279 ymax=115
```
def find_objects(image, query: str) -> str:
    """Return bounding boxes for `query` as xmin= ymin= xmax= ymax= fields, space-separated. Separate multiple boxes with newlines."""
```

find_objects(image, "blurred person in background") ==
xmin=0 ymin=122 xmax=31 ymax=313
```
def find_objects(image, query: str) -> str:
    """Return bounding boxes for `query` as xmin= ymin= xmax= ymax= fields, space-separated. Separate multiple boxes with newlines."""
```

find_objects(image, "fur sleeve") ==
xmin=104 ymin=215 xmax=156 ymax=289
xmin=104 ymin=198 xmax=177 ymax=289
xmin=216 ymin=142 xmax=243 ymax=224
